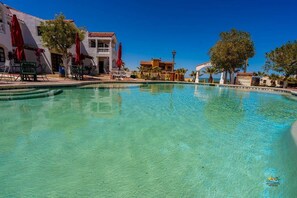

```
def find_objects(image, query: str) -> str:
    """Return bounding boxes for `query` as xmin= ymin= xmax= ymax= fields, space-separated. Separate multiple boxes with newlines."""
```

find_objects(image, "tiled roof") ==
xmin=140 ymin=61 xmax=152 ymax=65
xmin=237 ymin=72 xmax=253 ymax=76
xmin=88 ymin=32 xmax=115 ymax=37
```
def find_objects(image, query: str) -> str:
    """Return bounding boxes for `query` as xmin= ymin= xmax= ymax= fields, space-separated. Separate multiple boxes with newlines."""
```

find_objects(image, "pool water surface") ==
xmin=0 ymin=84 xmax=296 ymax=197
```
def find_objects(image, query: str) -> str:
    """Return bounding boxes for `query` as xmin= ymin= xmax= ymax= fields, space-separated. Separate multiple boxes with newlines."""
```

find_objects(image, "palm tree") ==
xmin=176 ymin=68 xmax=188 ymax=81
xmin=269 ymin=73 xmax=281 ymax=87
xmin=190 ymin=71 xmax=196 ymax=82
xmin=253 ymin=71 xmax=266 ymax=78
xmin=152 ymin=67 xmax=162 ymax=80
xmin=146 ymin=67 xmax=153 ymax=80
xmin=137 ymin=66 xmax=146 ymax=78
xmin=203 ymin=67 xmax=218 ymax=83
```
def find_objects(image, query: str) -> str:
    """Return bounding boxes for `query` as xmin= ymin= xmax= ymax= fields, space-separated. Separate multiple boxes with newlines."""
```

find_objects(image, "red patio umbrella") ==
xmin=116 ymin=42 xmax=123 ymax=69
xmin=75 ymin=32 xmax=81 ymax=65
xmin=11 ymin=14 xmax=25 ymax=61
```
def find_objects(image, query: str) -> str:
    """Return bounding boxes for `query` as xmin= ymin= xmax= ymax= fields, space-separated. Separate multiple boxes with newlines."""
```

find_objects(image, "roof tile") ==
xmin=89 ymin=32 xmax=115 ymax=37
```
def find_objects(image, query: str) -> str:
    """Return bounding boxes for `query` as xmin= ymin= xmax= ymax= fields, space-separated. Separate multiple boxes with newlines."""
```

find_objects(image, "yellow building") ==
xmin=139 ymin=58 xmax=181 ymax=81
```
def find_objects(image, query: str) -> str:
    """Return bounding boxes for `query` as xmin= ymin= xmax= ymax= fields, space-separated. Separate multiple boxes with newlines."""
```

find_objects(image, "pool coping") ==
xmin=291 ymin=121 xmax=297 ymax=147
xmin=1 ymin=80 xmax=297 ymax=97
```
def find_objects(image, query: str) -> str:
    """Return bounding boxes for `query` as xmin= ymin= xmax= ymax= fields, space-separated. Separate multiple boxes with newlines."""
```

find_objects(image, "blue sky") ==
xmin=3 ymin=0 xmax=297 ymax=76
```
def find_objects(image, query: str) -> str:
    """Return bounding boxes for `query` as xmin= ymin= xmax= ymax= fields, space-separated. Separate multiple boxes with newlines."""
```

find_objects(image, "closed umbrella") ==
xmin=75 ymin=32 xmax=81 ymax=65
xmin=116 ymin=42 xmax=123 ymax=69
xmin=11 ymin=14 xmax=25 ymax=61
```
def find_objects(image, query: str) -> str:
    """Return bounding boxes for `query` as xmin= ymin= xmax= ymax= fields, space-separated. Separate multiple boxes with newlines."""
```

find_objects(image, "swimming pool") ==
xmin=0 ymin=84 xmax=296 ymax=197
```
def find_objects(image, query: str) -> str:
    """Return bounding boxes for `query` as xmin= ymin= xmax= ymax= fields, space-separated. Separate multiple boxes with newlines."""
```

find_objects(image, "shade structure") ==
xmin=11 ymin=14 xmax=25 ymax=61
xmin=75 ymin=32 xmax=81 ymax=65
xmin=116 ymin=42 xmax=123 ymax=69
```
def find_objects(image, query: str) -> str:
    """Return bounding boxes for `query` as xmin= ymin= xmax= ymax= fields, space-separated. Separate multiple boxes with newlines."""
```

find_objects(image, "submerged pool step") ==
xmin=0 ymin=89 xmax=63 ymax=101
xmin=0 ymin=89 xmax=50 ymax=96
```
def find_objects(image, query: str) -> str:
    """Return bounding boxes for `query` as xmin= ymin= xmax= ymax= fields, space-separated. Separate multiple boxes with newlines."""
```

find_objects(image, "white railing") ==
xmin=97 ymin=48 xmax=110 ymax=53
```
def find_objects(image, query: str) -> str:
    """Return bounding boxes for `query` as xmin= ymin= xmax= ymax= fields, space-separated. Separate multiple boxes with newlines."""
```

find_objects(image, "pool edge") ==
xmin=291 ymin=121 xmax=297 ymax=147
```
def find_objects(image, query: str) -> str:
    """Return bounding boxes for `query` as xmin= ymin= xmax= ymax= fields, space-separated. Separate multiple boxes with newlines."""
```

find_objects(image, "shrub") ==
xmin=130 ymin=74 xmax=137 ymax=79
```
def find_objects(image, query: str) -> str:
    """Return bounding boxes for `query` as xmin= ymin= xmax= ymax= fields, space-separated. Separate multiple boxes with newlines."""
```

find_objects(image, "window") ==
xmin=0 ymin=47 xmax=5 ymax=62
xmin=37 ymin=26 xmax=42 ymax=36
xmin=89 ymin=39 xmax=96 ymax=48
xmin=0 ymin=7 xmax=3 ymax=23
xmin=98 ymin=42 xmax=109 ymax=48
xmin=0 ymin=7 xmax=4 ymax=34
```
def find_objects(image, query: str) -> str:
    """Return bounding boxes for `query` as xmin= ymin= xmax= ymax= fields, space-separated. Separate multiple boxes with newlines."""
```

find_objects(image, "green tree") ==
xmin=253 ymin=71 xmax=266 ymax=78
xmin=269 ymin=73 xmax=281 ymax=87
xmin=209 ymin=29 xmax=255 ymax=84
xmin=264 ymin=41 xmax=297 ymax=88
xmin=40 ymin=14 xmax=85 ymax=76
xmin=175 ymin=68 xmax=188 ymax=81
xmin=203 ymin=67 xmax=218 ymax=83
xmin=137 ymin=66 xmax=145 ymax=78
xmin=152 ymin=67 xmax=162 ymax=79
xmin=177 ymin=68 xmax=188 ymax=75
xmin=190 ymin=71 xmax=197 ymax=82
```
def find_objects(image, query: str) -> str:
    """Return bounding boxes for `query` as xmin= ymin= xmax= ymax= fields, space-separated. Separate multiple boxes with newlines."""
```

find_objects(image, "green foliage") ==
xmin=190 ymin=71 xmax=196 ymax=81
xmin=190 ymin=71 xmax=196 ymax=77
xmin=269 ymin=73 xmax=281 ymax=87
xmin=40 ymin=14 xmax=85 ymax=55
xmin=203 ymin=67 xmax=218 ymax=83
xmin=130 ymin=74 xmax=137 ymax=78
xmin=209 ymin=29 xmax=255 ymax=74
xmin=253 ymin=71 xmax=266 ymax=77
xmin=175 ymin=68 xmax=188 ymax=75
xmin=40 ymin=14 xmax=85 ymax=76
xmin=264 ymin=41 xmax=297 ymax=79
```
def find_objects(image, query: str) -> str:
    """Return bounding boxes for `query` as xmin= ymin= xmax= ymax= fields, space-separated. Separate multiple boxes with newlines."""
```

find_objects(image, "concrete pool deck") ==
xmin=0 ymin=74 xmax=147 ymax=89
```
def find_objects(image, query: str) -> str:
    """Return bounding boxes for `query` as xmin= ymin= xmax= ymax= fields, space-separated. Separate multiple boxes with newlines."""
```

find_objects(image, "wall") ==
xmin=0 ymin=4 xmax=12 ymax=63
xmin=1 ymin=3 xmax=117 ymax=74
xmin=236 ymin=76 xmax=252 ymax=86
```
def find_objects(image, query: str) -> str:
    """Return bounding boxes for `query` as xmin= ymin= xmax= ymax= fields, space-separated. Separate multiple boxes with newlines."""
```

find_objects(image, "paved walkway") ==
xmin=0 ymin=74 xmax=146 ymax=89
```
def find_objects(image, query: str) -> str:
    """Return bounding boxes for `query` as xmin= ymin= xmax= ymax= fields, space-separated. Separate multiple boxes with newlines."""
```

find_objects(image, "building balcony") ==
xmin=97 ymin=47 xmax=110 ymax=54
xmin=95 ymin=47 xmax=116 ymax=56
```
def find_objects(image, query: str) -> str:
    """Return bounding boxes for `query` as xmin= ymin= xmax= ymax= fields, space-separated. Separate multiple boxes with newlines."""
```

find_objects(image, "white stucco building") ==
xmin=0 ymin=3 xmax=118 ymax=74
xmin=83 ymin=32 xmax=117 ymax=74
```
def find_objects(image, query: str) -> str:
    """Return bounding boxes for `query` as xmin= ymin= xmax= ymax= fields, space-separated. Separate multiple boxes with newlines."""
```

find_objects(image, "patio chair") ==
xmin=0 ymin=59 xmax=14 ymax=81
xmin=20 ymin=62 xmax=37 ymax=81
xmin=120 ymin=70 xmax=127 ymax=78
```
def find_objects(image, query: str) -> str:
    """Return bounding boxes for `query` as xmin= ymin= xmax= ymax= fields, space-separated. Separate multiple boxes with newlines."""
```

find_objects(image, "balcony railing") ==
xmin=97 ymin=47 xmax=110 ymax=53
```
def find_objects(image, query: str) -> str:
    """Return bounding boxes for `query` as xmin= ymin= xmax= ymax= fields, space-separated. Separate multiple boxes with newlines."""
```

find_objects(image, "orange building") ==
xmin=139 ymin=58 xmax=176 ymax=81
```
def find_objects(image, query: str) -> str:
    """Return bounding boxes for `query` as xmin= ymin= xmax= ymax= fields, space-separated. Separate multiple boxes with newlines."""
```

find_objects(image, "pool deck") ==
xmin=1 ymin=74 xmax=297 ymax=96
xmin=291 ymin=121 xmax=297 ymax=147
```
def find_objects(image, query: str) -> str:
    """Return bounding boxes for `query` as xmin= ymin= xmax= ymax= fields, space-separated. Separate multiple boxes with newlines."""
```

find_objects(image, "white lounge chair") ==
xmin=0 ymin=59 xmax=14 ymax=81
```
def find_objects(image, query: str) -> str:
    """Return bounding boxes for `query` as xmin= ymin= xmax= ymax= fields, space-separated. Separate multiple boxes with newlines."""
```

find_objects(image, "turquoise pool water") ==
xmin=0 ymin=84 xmax=296 ymax=197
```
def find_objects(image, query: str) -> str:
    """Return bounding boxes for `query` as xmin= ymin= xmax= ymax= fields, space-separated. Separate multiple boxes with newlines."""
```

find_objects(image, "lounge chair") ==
xmin=0 ymin=59 xmax=14 ymax=81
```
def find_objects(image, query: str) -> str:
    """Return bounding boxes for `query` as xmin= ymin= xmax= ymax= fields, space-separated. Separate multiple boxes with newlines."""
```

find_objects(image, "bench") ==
xmin=20 ymin=62 xmax=37 ymax=81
